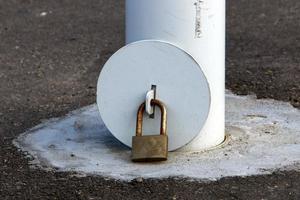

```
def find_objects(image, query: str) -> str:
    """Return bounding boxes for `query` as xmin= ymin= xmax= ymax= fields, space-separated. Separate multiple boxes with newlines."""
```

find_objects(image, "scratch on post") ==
xmin=194 ymin=0 xmax=204 ymax=38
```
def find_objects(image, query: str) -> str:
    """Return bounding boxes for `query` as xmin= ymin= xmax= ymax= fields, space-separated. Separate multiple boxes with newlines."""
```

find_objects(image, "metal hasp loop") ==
xmin=145 ymin=85 xmax=157 ymax=118
xmin=136 ymin=99 xmax=167 ymax=137
xmin=145 ymin=89 xmax=155 ymax=116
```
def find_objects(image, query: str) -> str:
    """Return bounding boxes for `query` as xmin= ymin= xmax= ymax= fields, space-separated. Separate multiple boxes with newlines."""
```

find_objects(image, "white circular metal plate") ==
xmin=97 ymin=41 xmax=210 ymax=151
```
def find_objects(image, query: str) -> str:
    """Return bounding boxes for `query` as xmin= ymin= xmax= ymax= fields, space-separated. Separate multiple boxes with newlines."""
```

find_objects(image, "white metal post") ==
xmin=126 ymin=0 xmax=226 ymax=151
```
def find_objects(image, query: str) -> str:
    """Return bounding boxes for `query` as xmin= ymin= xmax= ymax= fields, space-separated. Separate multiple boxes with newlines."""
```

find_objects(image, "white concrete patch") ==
xmin=14 ymin=91 xmax=300 ymax=181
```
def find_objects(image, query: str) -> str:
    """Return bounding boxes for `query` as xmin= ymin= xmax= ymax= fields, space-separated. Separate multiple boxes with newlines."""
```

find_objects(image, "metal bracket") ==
xmin=146 ymin=85 xmax=157 ymax=118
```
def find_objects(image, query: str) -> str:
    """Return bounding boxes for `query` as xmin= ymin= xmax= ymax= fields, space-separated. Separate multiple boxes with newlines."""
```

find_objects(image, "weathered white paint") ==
xmin=126 ymin=0 xmax=226 ymax=150
xmin=14 ymin=91 xmax=300 ymax=181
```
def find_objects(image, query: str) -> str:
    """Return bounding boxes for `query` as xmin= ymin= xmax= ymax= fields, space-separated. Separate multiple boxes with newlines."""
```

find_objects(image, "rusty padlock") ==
xmin=131 ymin=99 xmax=168 ymax=162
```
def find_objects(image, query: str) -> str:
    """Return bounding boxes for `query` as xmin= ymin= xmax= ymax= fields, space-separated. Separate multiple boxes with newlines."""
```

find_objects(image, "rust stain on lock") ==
xmin=131 ymin=99 xmax=168 ymax=162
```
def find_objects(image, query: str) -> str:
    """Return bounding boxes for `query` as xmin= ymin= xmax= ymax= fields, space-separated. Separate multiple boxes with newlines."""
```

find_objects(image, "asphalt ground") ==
xmin=0 ymin=0 xmax=299 ymax=199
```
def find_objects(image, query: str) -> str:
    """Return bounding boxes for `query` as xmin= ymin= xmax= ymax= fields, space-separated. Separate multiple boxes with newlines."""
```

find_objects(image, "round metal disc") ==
xmin=97 ymin=40 xmax=210 ymax=151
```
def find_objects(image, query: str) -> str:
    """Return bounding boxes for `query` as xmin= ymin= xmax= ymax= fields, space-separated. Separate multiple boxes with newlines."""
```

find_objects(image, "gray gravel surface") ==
xmin=0 ymin=0 xmax=299 ymax=199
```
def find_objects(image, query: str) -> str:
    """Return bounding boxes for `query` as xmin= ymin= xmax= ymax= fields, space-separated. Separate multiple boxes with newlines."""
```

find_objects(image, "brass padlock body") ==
xmin=131 ymin=99 xmax=168 ymax=162
xmin=132 ymin=135 xmax=168 ymax=162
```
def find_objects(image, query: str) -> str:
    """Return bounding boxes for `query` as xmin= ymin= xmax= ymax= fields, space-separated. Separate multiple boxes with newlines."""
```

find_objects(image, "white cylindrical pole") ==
xmin=126 ymin=0 xmax=225 ymax=151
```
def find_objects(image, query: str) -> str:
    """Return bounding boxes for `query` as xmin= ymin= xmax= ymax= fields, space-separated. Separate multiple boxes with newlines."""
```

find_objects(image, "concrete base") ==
xmin=14 ymin=91 xmax=300 ymax=181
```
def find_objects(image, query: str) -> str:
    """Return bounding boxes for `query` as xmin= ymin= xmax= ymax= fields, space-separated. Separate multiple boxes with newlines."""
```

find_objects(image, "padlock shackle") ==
xmin=136 ymin=99 xmax=167 ymax=137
